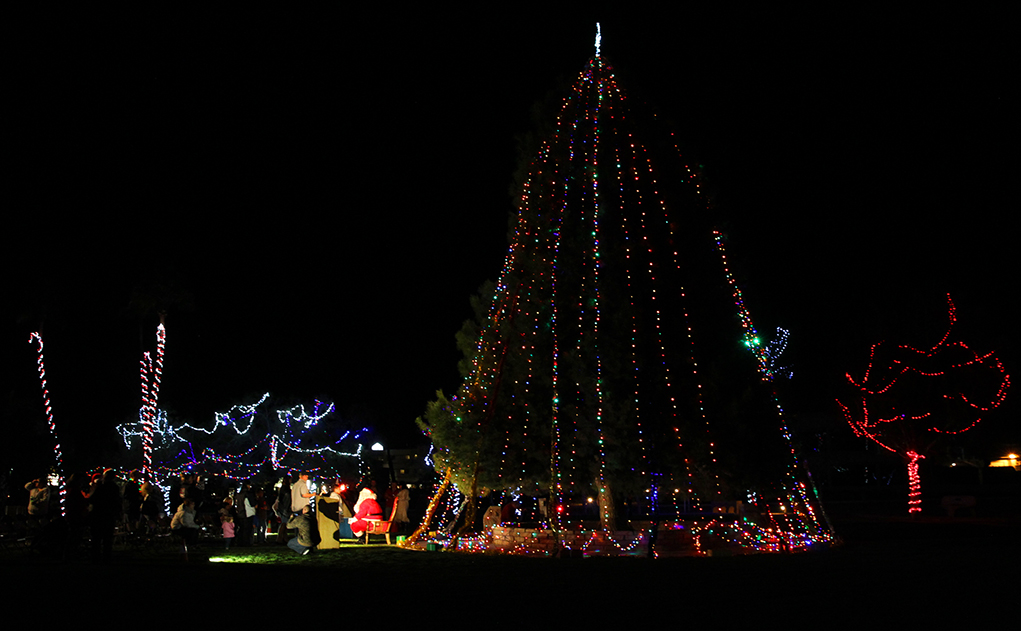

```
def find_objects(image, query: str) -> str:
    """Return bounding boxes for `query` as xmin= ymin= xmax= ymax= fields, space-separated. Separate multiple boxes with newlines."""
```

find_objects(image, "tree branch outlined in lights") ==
xmin=837 ymin=295 xmax=1009 ymax=514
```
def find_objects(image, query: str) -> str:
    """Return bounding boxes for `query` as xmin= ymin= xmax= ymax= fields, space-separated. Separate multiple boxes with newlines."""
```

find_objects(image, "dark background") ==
xmin=3 ymin=5 xmax=1014 ymax=475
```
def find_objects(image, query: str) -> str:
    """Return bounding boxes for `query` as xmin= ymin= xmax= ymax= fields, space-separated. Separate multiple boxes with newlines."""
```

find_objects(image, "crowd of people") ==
xmin=6 ymin=469 xmax=414 ymax=561
xmin=9 ymin=469 xmax=141 ymax=562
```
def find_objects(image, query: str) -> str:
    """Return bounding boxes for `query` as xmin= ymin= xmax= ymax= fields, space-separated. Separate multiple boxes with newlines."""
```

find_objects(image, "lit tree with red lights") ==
xmin=837 ymin=295 xmax=1009 ymax=514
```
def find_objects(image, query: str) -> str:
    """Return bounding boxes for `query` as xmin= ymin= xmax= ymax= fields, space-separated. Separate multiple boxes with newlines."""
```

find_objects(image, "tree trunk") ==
xmin=906 ymin=450 xmax=924 ymax=515
xmin=597 ymin=478 xmax=616 ymax=532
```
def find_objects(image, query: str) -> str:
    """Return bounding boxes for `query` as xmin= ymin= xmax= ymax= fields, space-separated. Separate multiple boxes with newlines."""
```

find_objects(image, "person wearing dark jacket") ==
xmin=287 ymin=505 xmax=313 ymax=555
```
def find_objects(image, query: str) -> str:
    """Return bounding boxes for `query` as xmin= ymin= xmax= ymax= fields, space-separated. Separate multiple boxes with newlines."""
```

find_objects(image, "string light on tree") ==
xmin=118 ymin=393 xmax=367 ymax=484
xmin=414 ymin=24 xmax=833 ymax=554
xmin=764 ymin=327 xmax=792 ymax=380
xmin=838 ymin=295 xmax=1009 ymax=514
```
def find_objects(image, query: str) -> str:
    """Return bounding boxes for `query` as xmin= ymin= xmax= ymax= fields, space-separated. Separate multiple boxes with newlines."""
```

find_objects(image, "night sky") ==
xmin=3 ymin=6 xmax=1015 ymax=476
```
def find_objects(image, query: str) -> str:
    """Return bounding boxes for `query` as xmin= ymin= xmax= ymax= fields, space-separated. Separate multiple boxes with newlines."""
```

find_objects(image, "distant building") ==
xmin=363 ymin=444 xmax=435 ymax=487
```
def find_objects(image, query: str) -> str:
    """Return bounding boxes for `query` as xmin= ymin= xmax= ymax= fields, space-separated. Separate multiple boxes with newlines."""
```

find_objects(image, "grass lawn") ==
xmin=3 ymin=517 xmax=1016 ymax=623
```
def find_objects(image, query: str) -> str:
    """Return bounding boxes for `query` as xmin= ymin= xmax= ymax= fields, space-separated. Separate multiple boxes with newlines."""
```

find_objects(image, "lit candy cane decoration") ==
xmin=139 ymin=324 xmax=166 ymax=484
xmin=139 ymin=352 xmax=154 ymax=482
xmin=28 ymin=332 xmax=66 ymax=517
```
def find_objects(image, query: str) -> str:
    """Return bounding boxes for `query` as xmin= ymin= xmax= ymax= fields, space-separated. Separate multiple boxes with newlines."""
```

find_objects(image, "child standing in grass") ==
xmin=222 ymin=514 xmax=236 ymax=550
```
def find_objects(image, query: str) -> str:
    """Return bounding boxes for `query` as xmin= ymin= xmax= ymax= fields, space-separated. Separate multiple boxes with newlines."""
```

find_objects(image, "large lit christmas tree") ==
xmin=416 ymin=26 xmax=833 ymax=554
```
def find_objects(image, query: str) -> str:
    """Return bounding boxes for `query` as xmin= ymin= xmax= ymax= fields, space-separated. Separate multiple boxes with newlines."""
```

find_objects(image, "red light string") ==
xmin=838 ymin=295 xmax=1009 ymax=513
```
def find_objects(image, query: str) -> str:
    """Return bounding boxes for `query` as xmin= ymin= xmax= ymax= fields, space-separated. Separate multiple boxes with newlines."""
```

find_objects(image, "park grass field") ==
xmin=3 ymin=516 xmax=1016 ymax=623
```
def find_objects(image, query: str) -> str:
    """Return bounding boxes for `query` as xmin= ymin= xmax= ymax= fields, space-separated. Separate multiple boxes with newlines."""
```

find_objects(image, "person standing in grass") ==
xmin=291 ymin=472 xmax=314 ymax=516
xmin=171 ymin=497 xmax=200 ymax=560
xmin=222 ymin=514 xmax=235 ymax=550
xmin=275 ymin=474 xmax=291 ymax=544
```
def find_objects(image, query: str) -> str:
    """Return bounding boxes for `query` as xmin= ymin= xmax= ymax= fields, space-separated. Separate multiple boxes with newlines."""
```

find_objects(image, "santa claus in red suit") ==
xmin=349 ymin=487 xmax=383 ymax=538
